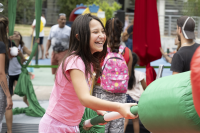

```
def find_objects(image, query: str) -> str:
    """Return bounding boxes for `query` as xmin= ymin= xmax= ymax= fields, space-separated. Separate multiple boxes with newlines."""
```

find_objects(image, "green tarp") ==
xmin=9 ymin=0 xmax=45 ymax=117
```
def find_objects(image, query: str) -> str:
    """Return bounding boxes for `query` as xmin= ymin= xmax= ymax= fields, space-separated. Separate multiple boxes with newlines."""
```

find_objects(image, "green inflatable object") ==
xmin=79 ymin=108 xmax=105 ymax=133
xmin=9 ymin=0 xmax=45 ymax=117
xmin=139 ymin=71 xmax=200 ymax=133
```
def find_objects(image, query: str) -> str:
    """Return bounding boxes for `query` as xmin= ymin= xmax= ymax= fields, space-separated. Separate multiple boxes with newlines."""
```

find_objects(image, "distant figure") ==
xmin=45 ymin=13 xmax=71 ymax=74
xmin=171 ymin=16 xmax=200 ymax=75
xmin=160 ymin=36 xmax=180 ymax=64
xmin=122 ymin=19 xmax=134 ymax=51
xmin=32 ymin=14 xmax=46 ymax=59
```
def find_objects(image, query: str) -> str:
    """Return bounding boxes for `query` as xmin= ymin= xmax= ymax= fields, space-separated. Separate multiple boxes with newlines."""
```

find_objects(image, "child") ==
xmin=93 ymin=18 xmax=133 ymax=133
xmin=124 ymin=52 xmax=147 ymax=133
xmin=38 ymin=14 xmax=137 ymax=133
xmin=9 ymin=31 xmax=32 ymax=105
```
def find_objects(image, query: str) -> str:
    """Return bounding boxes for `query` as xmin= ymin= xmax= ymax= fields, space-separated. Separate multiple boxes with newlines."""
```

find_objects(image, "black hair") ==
xmin=105 ymin=18 xmax=123 ymax=52
xmin=128 ymin=52 xmax=138 ymax=90
xmin=0 ymin=15 xmax=9 ymax=57
xmin=14 ymin=31 xmax=24 ymax=47
xmin=59 ymin=14 xmax=107 ymax=82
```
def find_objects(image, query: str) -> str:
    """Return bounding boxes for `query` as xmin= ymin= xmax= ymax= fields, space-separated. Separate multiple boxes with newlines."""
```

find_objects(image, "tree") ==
xmin=86 ymin=0 xmax=121 ymax=20
xmin=183 ymin=0 xmax=200 ymax=16
xmin=57 ymin=0 xmax=121 ymax=21
xmin=0 ymin=0 xmax=35 ymax=24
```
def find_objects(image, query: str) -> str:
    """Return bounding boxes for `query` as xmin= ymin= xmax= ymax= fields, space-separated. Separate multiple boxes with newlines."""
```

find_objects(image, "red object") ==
xmin=190 ymin=46 xmax=200 ymax=117
xmin=69 ymin=6 xmax=86 ymax=21
xmin=133 ymin=0 xmax=162 ymax=85
xmin=146 ymin=63 xmax=157 ymax=85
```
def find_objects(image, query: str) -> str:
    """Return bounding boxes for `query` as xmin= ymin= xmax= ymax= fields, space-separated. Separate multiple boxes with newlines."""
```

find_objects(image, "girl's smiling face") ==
xmin=89 ymin=19 xmax=106 ymax=54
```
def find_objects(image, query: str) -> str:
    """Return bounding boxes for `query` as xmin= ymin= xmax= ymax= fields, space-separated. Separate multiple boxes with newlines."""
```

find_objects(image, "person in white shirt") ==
xmin=124 ymin=52 xmax=147 ymax=133
xmin=45 ymin=13 xmax=71 ymax=74
xmin=32 ymin=14 xmax=46 ymax=59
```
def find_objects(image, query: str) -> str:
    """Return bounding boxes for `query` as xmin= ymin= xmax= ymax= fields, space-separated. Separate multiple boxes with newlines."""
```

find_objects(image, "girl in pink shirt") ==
xmin=39 ymin=14 xmax=137 ymax=133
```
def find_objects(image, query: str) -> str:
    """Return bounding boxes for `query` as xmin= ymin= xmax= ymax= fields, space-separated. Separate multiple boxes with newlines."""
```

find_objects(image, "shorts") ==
xmin=39 ymin=113 xmax=80 ymax=133
xmin=0 ymin=76 xmax=8 ymax=132
xmin=9 ymin=74 xmax=20 ymax=95
xmin=34 ymin=37 xmax=44 ymax=45
xmin=93 ymin=85 xmax=126 ymax=133
xmin=51 ymin=50 xmax=68 ymax=74
xmin=126 ymin=94 xmax=139 ymax=104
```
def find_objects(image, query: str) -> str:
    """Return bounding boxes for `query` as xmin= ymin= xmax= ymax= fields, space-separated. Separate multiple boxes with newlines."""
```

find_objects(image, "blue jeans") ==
xmin=125 ymin=38 xmax=133 ymax=51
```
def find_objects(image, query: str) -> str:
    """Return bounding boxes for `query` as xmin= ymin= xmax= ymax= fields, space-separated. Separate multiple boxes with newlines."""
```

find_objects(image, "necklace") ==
xmin=181 ymin=42 xmax=194 ymax=46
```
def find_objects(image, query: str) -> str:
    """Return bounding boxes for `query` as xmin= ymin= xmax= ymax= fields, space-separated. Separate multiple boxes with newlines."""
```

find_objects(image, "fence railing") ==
xmin=125 ymin=13 xmax=200 ymax=38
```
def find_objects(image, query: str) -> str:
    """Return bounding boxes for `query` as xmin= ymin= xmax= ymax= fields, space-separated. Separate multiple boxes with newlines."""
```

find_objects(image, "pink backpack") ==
xmin=100 ymin=45 xmax=129 ymax=93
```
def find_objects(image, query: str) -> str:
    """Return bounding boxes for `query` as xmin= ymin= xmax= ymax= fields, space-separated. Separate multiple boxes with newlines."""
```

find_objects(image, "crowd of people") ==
xmin=0 ymin=12 xmax=199 ymax=133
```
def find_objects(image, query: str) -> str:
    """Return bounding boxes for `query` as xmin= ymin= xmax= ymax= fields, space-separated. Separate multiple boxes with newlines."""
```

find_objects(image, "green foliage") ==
xmin=57 ymin=0 xmax=121 ymax=20
xmin=0 ymin=0 xmax=35 ymax=24
xmin=57 ymin=0 xmax=88 ymax=20
xmin=87 ymin=0 xmax=121 ymax=20
xmin=183 ymin=0 xmax=200 ymax=16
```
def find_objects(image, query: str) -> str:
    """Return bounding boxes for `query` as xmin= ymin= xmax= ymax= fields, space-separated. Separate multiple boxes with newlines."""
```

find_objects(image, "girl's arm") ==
xmin=23 ymin=46 xmax=32 ymax=56
xmin=127 ymin=49 xmax=133 ymax=78
xmin=0 ymin=54 xmax=13 ymax=110
xmin=70 ymin=69 xmax=137 ymax=119
xmin=141 ymin=79 xmax=147 ymax=90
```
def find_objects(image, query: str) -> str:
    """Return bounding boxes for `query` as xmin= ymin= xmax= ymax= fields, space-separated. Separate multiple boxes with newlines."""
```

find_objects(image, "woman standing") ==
xmin=0 ymin=15 xmax=13 ymax=132
xmin=5 ymin=31 xmax=32 ymax=133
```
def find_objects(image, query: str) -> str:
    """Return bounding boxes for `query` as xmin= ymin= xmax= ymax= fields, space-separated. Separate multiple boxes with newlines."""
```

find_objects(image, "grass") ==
xmin=14 ymin=24 xmax=51 ymax=36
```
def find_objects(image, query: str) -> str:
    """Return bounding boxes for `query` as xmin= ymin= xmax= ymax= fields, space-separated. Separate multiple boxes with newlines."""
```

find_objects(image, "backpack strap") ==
xmin=118 ymin=45 xmax=125 ymax=55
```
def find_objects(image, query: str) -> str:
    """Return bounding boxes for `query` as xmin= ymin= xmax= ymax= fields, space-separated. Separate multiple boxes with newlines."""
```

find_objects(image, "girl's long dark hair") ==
xmin=128 ymin=52 xmax=138 ymax=90
xmin=0 ymin=15 xmax=9 ymax=58
xmin=105 ymin=18 xmax=123 ymax=52
xmin=14 ymin=31 xmax=25 ymax=47
xmin=59 ymin=14 xmax=107 ymax=81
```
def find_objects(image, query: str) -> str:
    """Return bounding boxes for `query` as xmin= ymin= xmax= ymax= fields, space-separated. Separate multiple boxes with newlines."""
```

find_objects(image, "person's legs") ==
xmin=51 ymin=51 xmax=58 ymax=74
xmin=5 ymin=110 xmax=13 ymax=133
xmin=5 ymin=75 xmax=17 ymax=133
xmin=108 ymin=93 xmax=126 ymax=133
xmin=23 ymin=96 xmax=29 ymax=106
xmin=132 ymin=118 xmax=140 ymax=133
xmin=0 ymin=87 xmax=6 ymax=132
xmin=56 ymin=50 xmax=68 ymax=65
xmin=100 ymin=90 xmax=126 ymax=133
xmin=39 ymin=37 xmax=44 ymax=59
xmin=0 ymin=76 xmax=9 ymax=132
xmin=124 ymin=119 xmax=129 ymax=132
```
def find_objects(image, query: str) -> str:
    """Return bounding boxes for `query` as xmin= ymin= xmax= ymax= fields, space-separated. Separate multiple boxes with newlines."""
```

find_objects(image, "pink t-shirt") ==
xmin=46 ymin=55 xmax=93 ymax=126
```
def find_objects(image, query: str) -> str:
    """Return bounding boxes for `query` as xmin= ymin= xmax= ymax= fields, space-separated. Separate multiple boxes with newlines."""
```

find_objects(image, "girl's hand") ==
xmin=6 ymin=97 xmax=13 ymax=110
xmin=94 ymin=110 xmax=108 ymax=125
xmin=118 ymin=103 xmax=138 ymax=119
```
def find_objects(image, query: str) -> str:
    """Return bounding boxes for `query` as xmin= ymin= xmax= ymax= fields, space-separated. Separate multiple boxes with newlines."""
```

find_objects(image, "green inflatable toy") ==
xmin=139 ymin=71 xmax=200 ymax=133
xmin=81 ymin=71 xmax=200 ymax=133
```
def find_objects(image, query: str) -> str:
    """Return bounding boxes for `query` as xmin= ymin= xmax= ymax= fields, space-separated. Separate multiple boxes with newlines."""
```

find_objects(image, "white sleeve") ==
xmin=32 ymin=19 xmax=36 ymax=26
xmin=136 ymin=70 xmax=145 ymax=82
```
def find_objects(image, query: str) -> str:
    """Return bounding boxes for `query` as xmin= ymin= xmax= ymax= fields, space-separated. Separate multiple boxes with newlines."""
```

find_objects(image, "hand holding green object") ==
xmin=83 ymin=105 xmax=138 ymax=128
